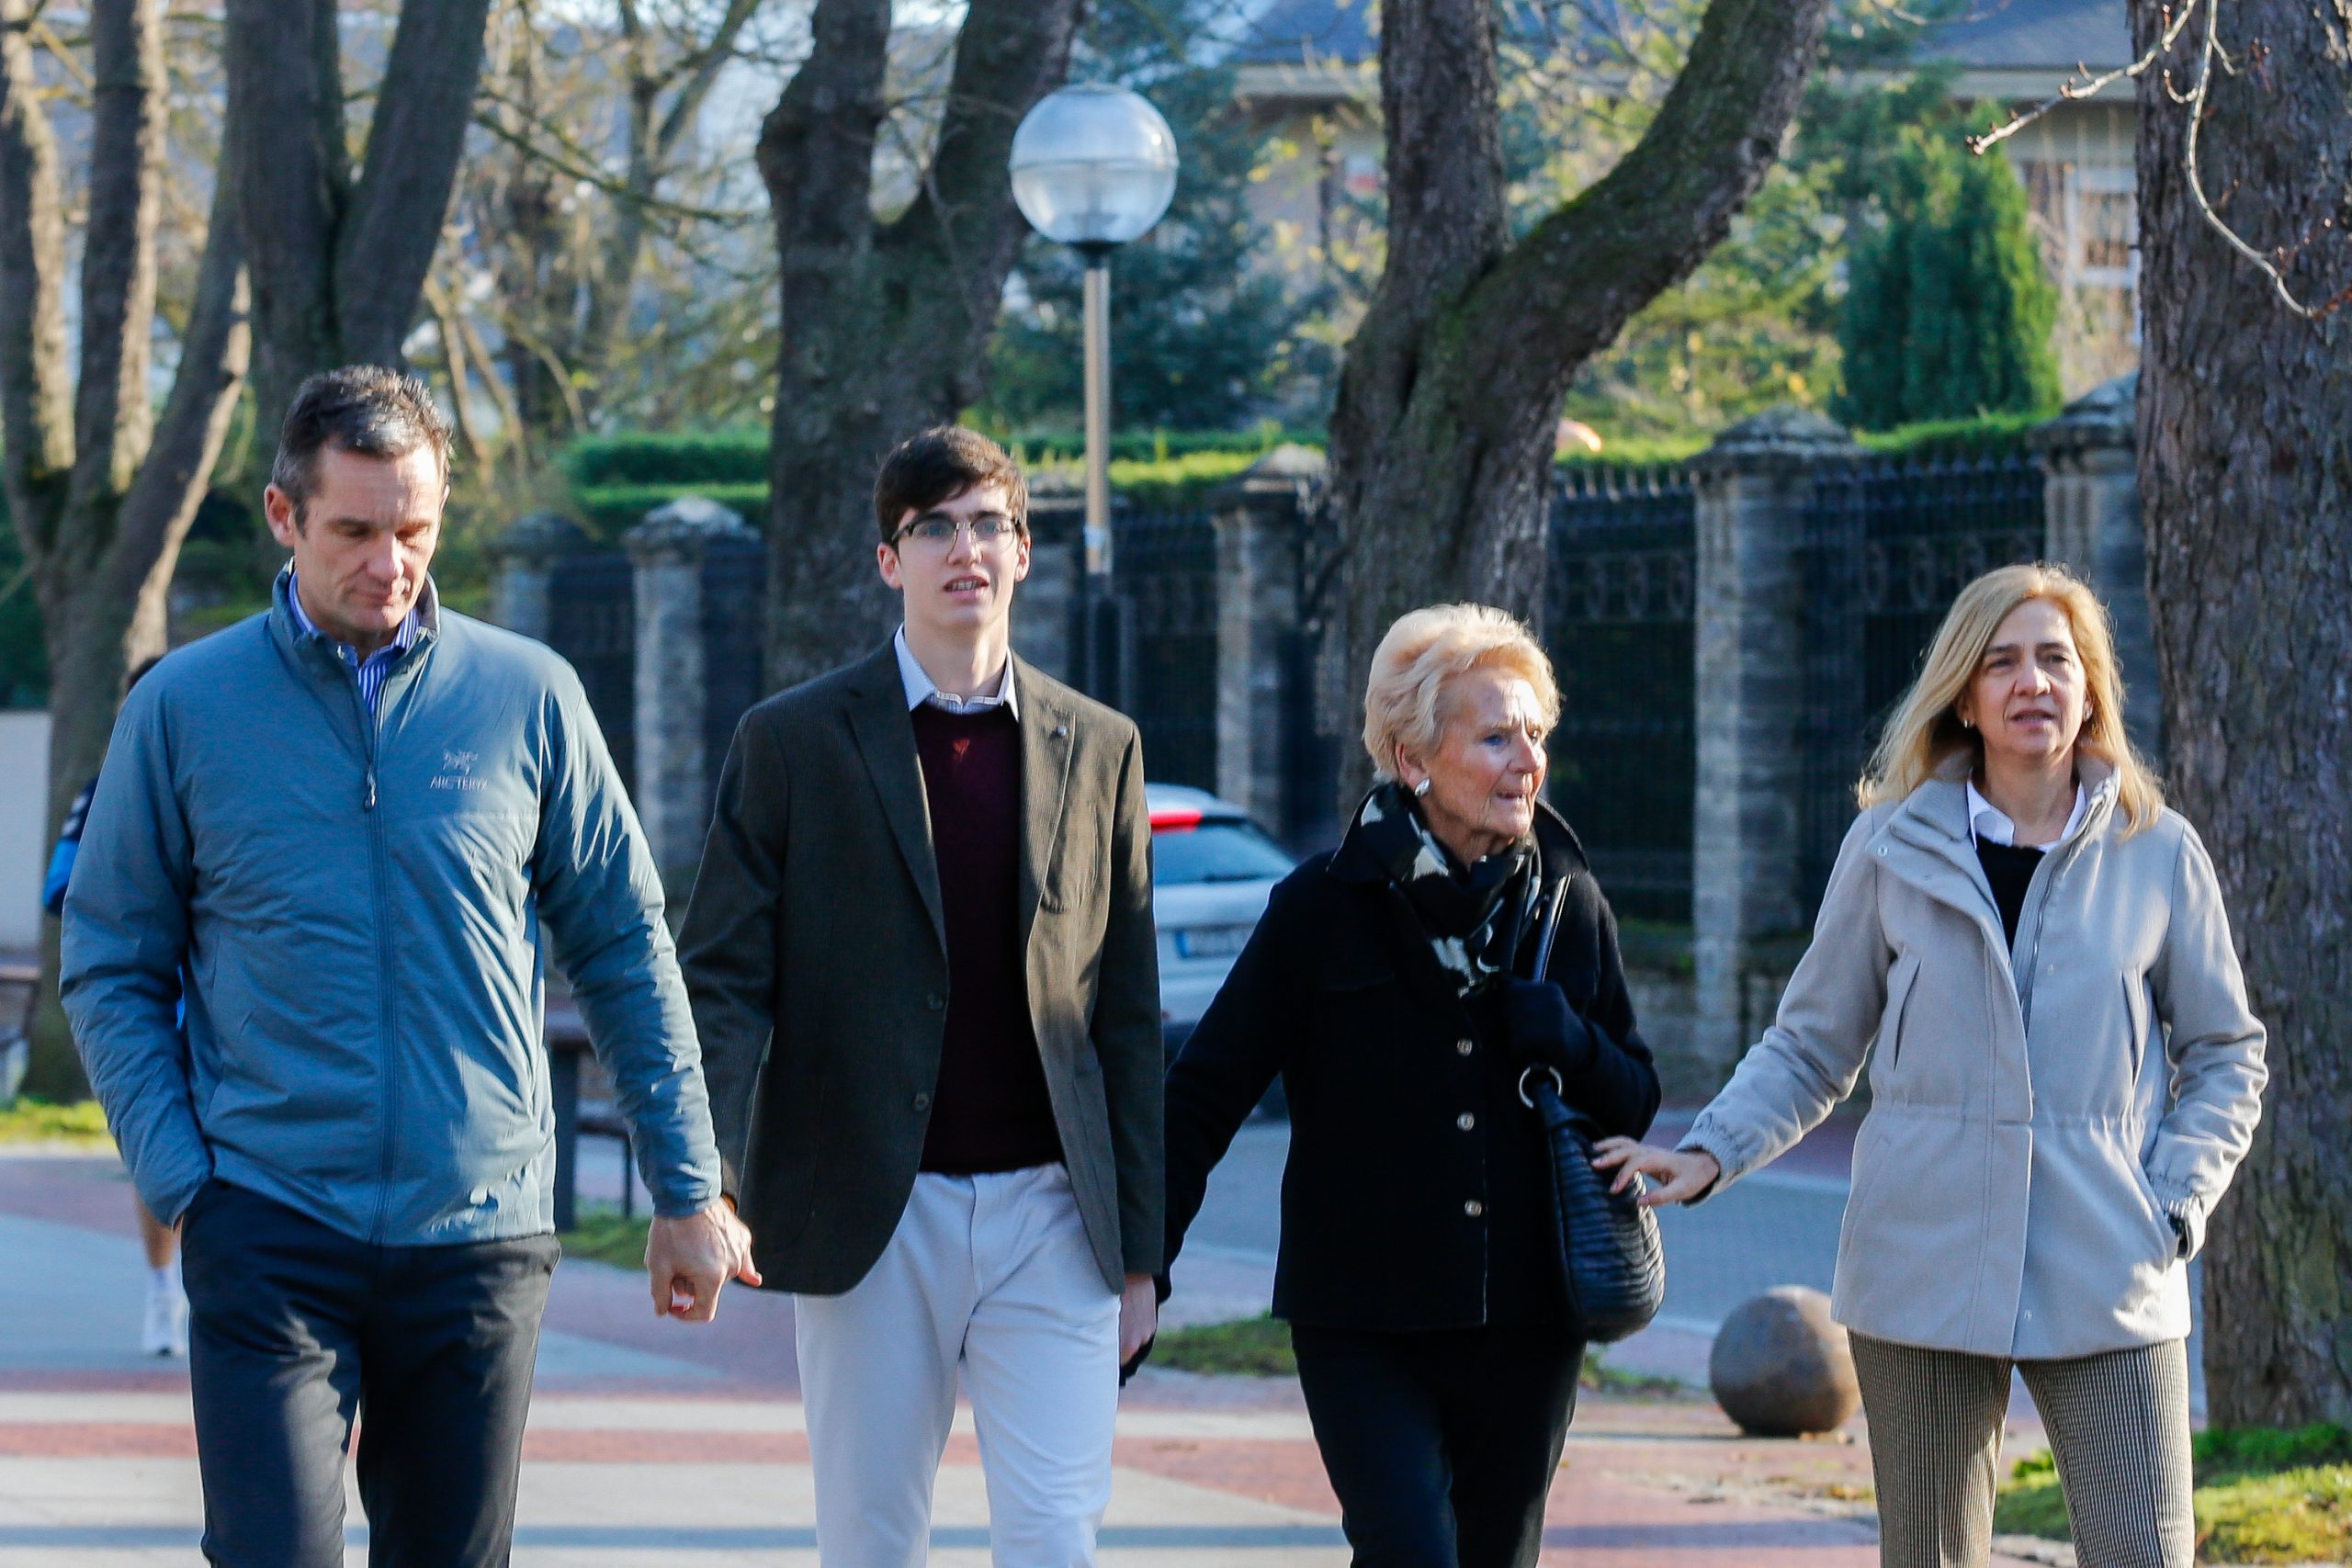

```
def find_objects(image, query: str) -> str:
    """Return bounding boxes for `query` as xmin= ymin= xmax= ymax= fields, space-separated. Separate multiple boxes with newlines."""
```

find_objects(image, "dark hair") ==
xmin=269 ymin=366 xmax=453 ymax=527
xmin=872 ymin=426 xmax=1028 ymax=546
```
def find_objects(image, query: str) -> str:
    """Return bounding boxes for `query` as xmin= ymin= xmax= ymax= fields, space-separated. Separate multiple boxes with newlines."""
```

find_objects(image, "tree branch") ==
xmin=881 ymin=0 xmax=1080 ymax=345
xmin=760 ymin=0 xmax=889 ymax=318
xmin=111 ymin=156 xmax=247 ymax=602
xmin=70 ymin=0 xmax=164 ymax=515
xmin=650 ymin=0 xmax=762 ymax=164
xmin=2177 ymin=0 xmax=2347 ymax=319
xmin=1458 ymin=0 xmax=1834 ymax=408
xmin=0 ymin=0 xmax=74 ymax=557
xmin=336 ymin=0 xmax=495 ymax=366
xmin=1968 ymin=0 xmax=2201 ymax=156
xmin=223 ymin=0 xmax=345 ymax=410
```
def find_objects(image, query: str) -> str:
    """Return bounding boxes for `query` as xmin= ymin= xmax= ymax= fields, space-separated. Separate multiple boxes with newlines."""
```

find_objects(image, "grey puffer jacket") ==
xmin=1680 ymin=754 xmax=2265 ymax=1359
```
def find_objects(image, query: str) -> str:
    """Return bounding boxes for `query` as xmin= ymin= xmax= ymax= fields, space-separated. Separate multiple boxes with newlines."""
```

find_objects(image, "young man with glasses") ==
xmin=680 ymin=426 xmax=1163 ymax=1564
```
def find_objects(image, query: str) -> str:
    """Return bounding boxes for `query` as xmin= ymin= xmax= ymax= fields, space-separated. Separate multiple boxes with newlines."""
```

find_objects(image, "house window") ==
xmin=2076 ymin=166 xmax=2137 ymax=281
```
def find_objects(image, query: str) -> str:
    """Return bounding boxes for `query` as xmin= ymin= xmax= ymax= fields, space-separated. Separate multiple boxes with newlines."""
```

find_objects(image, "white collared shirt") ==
xmin=893 ymin=625 xmax=1018 ymax=718
xmin=1965 ymin=778 xmax=2087 ymax=849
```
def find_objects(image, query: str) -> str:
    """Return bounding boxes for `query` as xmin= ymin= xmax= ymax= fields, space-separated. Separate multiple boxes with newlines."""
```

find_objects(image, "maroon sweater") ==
xmin=909 ymin=704 xmax=1064 ymax=1173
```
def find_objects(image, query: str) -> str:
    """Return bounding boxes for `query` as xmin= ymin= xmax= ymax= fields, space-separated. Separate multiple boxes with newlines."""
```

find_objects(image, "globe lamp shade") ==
xmin=1009 ymin=83 xmax=1178 ymax=250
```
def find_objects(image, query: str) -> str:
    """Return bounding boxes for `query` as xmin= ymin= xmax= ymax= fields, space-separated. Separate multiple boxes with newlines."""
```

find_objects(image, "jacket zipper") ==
xmin=346 ymin=659 xmax=399 ymax=1246
xmin=2011 ymin=799 xmax=2104 ymax=1035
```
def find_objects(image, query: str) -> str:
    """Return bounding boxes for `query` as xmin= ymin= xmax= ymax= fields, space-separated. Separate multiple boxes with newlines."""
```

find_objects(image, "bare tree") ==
xmin=757 ymin=0 xmax=1081 ymax=691
xmin=0 ymin=0 xmax=248 ymax=1095
xmin=222 ymin=0 xmax=495 ymax=426
xmin=2131 ymin=0 xmax=2352 ymax=1426
xmin=452 ymin=0 xmax=775 ymax=458
xmin=1321 ymin=0 xmax=1834 ymax=803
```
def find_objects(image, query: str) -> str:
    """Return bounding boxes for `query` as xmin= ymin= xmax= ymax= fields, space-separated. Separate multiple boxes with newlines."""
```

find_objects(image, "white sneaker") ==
xmin=141 ymin=1274 xmax=188 ymax=1358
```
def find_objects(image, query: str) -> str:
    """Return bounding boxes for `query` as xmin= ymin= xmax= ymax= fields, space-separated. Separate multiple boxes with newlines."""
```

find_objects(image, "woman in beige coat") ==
xmin=1596 ymin=562 xmax=2266 ymax=1568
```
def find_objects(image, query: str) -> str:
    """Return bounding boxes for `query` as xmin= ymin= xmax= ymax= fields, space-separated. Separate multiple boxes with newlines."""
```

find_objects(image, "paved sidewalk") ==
xmin=0 ymin=1151 xmax=2062 ymax=1566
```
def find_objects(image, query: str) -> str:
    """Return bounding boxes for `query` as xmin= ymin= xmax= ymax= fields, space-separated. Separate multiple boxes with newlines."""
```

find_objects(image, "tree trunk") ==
xmin=225 ymin=0 xmax=492 ymax=424
xmin=1323 ymin=0 xmax=1831 ymax=807
xmin=2132 ymin=0 xmax=2352 ymax=1427
xmin=757 ymin=0 xmax=1080 ymax=692
xmin=0 ymin=0 xmax=251 ymax=1097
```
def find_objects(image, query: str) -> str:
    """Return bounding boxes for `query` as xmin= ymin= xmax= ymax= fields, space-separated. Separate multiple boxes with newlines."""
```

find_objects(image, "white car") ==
xmin=1148 ymin=784 xmax=1297 ymax=1060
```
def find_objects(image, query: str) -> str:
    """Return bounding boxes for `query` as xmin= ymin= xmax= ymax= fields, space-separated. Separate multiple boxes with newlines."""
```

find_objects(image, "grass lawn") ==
xmin=560 ymin=1209 xmax=651 ymax=1269
xmin=1995 ymin=1424 xmax=2352 ymax=1563
xmin=0 ymin=1097 xmax=112 ymax=1148
xmin=1152 ymin=1314 xmax=1688 ymax=1395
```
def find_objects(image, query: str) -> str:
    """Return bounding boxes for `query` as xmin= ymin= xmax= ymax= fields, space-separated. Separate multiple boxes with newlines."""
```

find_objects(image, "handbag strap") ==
xmin=1526 ymin=874 xmax=1567 ymax=983
xmin=1515 ymin=877 xmax=1574 ymax=1112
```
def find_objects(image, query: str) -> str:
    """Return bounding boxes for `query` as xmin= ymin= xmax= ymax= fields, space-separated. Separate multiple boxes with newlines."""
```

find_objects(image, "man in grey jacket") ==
xmin=62 ymin=367 xmax=757 ymax=1568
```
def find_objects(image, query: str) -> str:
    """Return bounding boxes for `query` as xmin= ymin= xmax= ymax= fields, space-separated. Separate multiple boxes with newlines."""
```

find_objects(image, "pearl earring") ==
xmin=1412 ymin=779 xmax=1432 ymax=798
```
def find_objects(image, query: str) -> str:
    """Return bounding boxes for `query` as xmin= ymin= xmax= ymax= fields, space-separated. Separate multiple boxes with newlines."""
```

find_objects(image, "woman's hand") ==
xmin=1590 ymin=1138 xmax=1721 ymax=1207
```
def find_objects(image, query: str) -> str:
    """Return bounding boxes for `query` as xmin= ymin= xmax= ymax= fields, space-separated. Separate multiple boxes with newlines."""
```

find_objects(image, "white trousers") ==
xmin=796 ymin=1164 xmax=1121 ymax=1568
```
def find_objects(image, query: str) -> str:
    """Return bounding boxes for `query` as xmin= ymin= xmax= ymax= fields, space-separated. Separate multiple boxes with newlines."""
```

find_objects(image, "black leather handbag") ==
xmin=1518 ymin=884 xmax=1666 ymax=1344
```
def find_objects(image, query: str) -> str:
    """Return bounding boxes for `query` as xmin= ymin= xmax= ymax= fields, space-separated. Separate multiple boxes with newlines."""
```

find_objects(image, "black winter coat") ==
xmin=1163 ymin=803 xmax=1660 ymax=1332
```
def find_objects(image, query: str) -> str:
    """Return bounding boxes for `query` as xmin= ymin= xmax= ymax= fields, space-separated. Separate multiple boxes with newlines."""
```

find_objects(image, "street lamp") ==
xmin=1010 ymin=83 xmax=1180 ymax=584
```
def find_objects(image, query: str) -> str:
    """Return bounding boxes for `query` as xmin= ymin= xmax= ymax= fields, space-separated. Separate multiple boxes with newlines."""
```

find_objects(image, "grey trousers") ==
xmin=1849 ymin=1333 xmax=2193 ymax=1568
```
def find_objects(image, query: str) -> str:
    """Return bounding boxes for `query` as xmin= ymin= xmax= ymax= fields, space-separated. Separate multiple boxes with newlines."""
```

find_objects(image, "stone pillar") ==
xmin=485 ymin=511 xmax=585 ymax=643
xmin=2030 ymin=372 xmax=2160 ymax=761
xmin=625 ymin=495 xmax=756 ymax=890
xmin=1214 ymin=444 xmax=1326 ymax=829
xmin=1690 ymin=409 xmax=1860 ymax=1081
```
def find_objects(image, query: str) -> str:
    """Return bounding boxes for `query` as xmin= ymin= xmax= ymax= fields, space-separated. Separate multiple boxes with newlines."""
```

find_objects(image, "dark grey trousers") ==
xmin=178 ymin=1179 xmax=560 ymax=1568
xmin=1849 ymin=1332 xmax=2194 ymax=1568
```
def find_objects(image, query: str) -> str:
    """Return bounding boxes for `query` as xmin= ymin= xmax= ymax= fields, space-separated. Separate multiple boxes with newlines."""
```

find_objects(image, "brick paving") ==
xmin=0 ymin=1151 xmax=2064 ymax=1565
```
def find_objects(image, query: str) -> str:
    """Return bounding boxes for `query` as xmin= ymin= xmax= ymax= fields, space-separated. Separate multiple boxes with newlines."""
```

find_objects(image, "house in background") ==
xmin=1232 ymin=0 xmax=2139 ymax=399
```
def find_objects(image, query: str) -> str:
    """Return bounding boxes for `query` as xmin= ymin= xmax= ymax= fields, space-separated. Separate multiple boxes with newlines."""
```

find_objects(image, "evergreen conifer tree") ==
xmin=1833 ymin=122 xmax=2061 ymax=427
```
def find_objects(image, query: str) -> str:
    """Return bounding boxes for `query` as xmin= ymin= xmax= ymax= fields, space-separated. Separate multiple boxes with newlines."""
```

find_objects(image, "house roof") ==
xmin=1233 ymin=0 xmax=1374 ymax=66
xmin=1233 ymin=0 xmax=2131 ymax=74
xmin=1919 ymin=0 xmax=2131 ymax=73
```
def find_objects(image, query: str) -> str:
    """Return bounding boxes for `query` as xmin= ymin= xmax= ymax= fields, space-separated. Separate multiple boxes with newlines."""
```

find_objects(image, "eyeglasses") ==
xmin=892 ymin=515 xmax=1024 ymax=549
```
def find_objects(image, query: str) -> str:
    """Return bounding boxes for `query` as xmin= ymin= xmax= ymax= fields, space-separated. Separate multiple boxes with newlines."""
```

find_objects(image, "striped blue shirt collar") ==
xmin=287 ymin=571 xmax=424 ymax=714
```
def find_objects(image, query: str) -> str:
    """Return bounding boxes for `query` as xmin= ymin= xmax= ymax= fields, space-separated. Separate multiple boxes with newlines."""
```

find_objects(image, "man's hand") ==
xmin=1589 ymin=1138 xmax=1722 ymax=1207
xmin=645 ymin=1200 xmax=762 ymax=1323
xmin=1119 ymin=1273 xmax=1158 ymax=1366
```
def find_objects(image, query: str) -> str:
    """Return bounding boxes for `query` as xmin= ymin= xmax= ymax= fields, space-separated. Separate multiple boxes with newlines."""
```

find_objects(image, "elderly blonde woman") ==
xmin=1162 ymin=604 xmax=1660 ymax=1567
xmin=1597 ymin=562 xmax=2266 ymax=1568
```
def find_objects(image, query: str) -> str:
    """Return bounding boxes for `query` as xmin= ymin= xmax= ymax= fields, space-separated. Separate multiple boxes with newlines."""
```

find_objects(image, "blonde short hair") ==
xmin=1362 ymin=604 xmax=1561 ymax=782
xmin=1859 ymin=561 xmax=2163 ymax=835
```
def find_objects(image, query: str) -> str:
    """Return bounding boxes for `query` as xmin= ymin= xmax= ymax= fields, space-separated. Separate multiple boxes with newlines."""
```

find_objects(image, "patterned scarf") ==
xmin=1351 ymin=781 xmax=1540 ymax=996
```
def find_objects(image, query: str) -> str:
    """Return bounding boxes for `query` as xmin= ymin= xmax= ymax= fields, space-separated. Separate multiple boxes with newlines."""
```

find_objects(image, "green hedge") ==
xmin=572 ymin=451 xmax=1288 ymax=535
xmin=572 ymin=482 xmax=771 ymax=540
xmin=559 ymin=425 xmax=1323 ymax=493
xmin=1004 ymin=425 xmax=1323 ymax=466
xmin=1855 ymin=410 xmax=2044 ymax=457
xmin=560 ymin=431 xmax=769 ymax=489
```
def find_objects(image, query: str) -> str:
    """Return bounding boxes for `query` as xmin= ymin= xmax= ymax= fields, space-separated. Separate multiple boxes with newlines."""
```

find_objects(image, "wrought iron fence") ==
xmin=701 ymin=534 xmax=768 ymax=773
xmin=1546 ymin=465 xmax=1700 ymax=923
xmin=1795 ymin=449 xmax=2046 ymax=908
xmin=547 ymin=552 xmax=636 ymax=791
xmin=1113 ymin=508 xmax=1220 ymax=794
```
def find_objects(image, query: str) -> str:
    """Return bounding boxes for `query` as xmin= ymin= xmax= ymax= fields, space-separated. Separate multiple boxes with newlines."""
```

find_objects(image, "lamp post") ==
xmin=1010 ymin=84 xmax=1178 ymax=694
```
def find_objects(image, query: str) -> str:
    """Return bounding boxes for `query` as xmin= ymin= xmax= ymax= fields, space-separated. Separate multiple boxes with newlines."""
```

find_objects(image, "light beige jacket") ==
xmin=1682 ymin=755 xmax=2267 ymax=1359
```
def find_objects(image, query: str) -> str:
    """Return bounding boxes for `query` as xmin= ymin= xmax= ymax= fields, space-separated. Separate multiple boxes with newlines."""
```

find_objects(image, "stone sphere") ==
xmin=1708 ymin=1286 xmax=1860 ymax=1437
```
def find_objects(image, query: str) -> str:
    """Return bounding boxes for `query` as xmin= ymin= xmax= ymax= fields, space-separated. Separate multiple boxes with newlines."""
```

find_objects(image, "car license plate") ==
xmin=1174 ymin=925 xmax=1250 ymax=960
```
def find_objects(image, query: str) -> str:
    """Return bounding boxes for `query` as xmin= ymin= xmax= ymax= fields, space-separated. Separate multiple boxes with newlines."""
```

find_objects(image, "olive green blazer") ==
xmin=677 ymin=641 xmax=1163 ymax=1294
